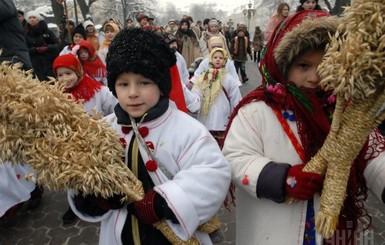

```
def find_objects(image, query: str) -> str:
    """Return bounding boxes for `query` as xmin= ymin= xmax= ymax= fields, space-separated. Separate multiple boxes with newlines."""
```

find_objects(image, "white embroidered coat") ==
xmin=82 ymin=86 xmax=118 ymax=117
xmin=68 ymin=102 xmax=231 ymax=245
xmin=223 ymin=101 xmax=385 ymax=245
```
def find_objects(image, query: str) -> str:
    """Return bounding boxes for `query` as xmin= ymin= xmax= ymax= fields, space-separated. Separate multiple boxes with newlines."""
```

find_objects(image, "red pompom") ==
xmin=242 ymin=175 xmax=249 ymax=185
xmin=119 ymin=137 xmax=127 ymax=148
xmin=145 ymin=160 xmax=158 ymax=172
xmin=138 ymin=127 xmax=149 ymax=138
xmin=121 ymin=126 xmax=131 ymax=134
xmin=146 ymin=141 xmax=154 ymax=150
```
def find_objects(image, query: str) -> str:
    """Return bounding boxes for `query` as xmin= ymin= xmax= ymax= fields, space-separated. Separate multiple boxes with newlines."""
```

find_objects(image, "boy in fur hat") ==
xmin=67 ymin=28 xmax=230 ymax=245
xmin=223 ymin=10 xmax=385 ymax=244
xmin=192 ymin=47 xmax=242 ymax=149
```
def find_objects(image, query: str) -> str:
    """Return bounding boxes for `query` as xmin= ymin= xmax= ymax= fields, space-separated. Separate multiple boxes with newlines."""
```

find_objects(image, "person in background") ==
xmin=265 ymin=2 xmax=290 ymax=42
xmin=126 ymin=18 xmax=134 ymax=29
xmin=76 ymin=40 xmax=107 ymax=85
xmin=192 ymin=47 xmax=242 ymax=149
xmin=252 ymin=26 xmax=264 ymax=63
xmin=67 ymin=28 xmax=231 ymax=245
xmin=162 ymin=32 xmax=200 ymax=113
xmin=24 ymin=10 xmax=59 ymax=81
xmin=296 ymin=0 xmax=323 ymax=12
xmin=136 ymin=13 xmax=150 ymax=29
xmin=59 ymin=23 xmax=87 ymax=56
xmin=230 ymin=27 xmax=251 ymax=83
xmin=83 ymin=20 xmax=99 ymax=51
xmin=1 ymin=3 xmax=31 ymax=70
xmin=175 ymin=18 xmax=202 ymax=69
xmin=190 ymin=36 xmax=241 ymax=88
xmin=17 ymin=9 xmax=27 ymax=29
xmin=98 ymin=21 xmax=120 ymax=65
xmin=164 ymin=19 xmax=178 ymax=35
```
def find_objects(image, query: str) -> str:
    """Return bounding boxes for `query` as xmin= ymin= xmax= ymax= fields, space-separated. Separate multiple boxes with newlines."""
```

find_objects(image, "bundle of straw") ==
xmin=294 ymin=0 xmax=385 ymax=238
xmin=0 ymin=61 xmax=219 ymax=244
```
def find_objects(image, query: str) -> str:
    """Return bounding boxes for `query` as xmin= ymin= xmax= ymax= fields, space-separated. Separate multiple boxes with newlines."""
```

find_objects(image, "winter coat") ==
xmin=25 ymin=20 xmax=59 ymax=81
xmin=68 ymin=101 xmax=231 ymax=245
xmin=252 ymin=28 xmax=264 ymax=52
xmin=0 ymin=0 xmax=32 ymax=70
xmin=223 ymin=101 xmax=385 ymax=244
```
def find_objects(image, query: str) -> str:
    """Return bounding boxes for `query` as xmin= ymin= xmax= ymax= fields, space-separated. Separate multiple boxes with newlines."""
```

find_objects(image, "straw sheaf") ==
xmin=274 ymin=16 xmax=339 ymax=77
xmin=0 ymin=61 xmax=143 ymax=202
xmin=318 ymin=0 xmax=385 ymax=100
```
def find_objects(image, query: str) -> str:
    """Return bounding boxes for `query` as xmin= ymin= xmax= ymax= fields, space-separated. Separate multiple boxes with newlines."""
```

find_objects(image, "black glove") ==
xmin=73 ymin=193 xmax=125 ymax=216
xmin=382 ymin=188 xmax=385 ymax=203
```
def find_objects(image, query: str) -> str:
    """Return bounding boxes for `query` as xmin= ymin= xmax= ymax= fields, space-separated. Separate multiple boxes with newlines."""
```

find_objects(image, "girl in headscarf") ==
xmin=223 ymin=10 xmax=385 ymax=245
xmin=192 ymin=47 xmax=242 ymax=148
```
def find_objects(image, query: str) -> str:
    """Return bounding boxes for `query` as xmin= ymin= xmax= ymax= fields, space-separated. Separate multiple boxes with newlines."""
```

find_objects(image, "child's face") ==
xmin=140 ymin=18 xmax=149 ymax=27
xmin=56 ymin=67 xmax=79 ymax=89
xmin=237 ymin=31 xmax=245 ymax=37
xmin=302 ymin=0 xmax=317 ymax=10
xmin=105 ymin=30 xmax=117 ymax=41
xmin=115 ymin=72 xmax=161 ymax=118
xmin=73 ymin=33 xmax=84 ymax=44
xmin=78 ymin=48 xmax=90 ymax=61
xmin=209 ymin=23 xmax=219 ymax=34
xmin=86 ymin=25 xmax=95 ymax=33
xmin=180 ymin=23 xmax=188 ymax=31
xmin=28 ymin=16 xmax=39 ymax=26
xmin=287 ymin=49 xmax=324 ymax=90
xmin=212 ymin=51 xmax=225 ymax=68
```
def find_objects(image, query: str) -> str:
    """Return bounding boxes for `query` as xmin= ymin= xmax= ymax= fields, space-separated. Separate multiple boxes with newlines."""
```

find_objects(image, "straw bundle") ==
xmin=0 ymin=61 xmax=219 ymax=244
xmin=297 ymin=0 xmax=385 ymax=238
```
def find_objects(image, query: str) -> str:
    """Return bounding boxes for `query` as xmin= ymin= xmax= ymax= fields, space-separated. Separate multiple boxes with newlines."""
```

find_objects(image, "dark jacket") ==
xmin=0 ymin=0 xmax=32 ymax=70
xmin=25 ymin=20 xmax=59 ymax=81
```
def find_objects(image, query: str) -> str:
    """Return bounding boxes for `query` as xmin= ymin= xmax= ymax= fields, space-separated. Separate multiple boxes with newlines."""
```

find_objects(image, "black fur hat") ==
xmin=106 ymin=28 xmax=176 ymax=97
xmin=72 ymin=24 xmax=87 ymax=42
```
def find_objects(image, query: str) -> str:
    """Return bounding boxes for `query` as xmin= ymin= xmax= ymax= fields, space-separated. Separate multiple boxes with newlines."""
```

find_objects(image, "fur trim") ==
xmin=274 ymin=16 xmax=339 ymax=77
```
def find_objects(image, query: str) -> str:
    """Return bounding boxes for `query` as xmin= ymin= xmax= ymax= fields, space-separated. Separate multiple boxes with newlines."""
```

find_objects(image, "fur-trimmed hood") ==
xmin=274 ymin=15 xmax=339 ymax=77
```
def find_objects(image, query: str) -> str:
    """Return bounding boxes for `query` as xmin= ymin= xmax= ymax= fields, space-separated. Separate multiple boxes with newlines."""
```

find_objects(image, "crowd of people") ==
xmin=1 ymin=0 xmax=385 ymax=244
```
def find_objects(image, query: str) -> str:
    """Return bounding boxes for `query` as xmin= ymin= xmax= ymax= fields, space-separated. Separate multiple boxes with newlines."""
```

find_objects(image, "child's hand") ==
xmin=127 ymin=189 xmax=164 ymax=224
xmin=285 ymin=164 xmax=323 ymax=200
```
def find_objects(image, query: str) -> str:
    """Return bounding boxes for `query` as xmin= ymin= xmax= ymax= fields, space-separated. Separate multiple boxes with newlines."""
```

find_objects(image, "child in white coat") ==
xmin=67 ymin=28 xmax=231 ymax=245
xmin=192 ymin=47 xmax=242 ymax=148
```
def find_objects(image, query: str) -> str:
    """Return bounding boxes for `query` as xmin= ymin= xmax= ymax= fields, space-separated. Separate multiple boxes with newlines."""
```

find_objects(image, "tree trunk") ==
xmin=50 ymin=0 xmax=65 ymax=27
xmin=76 ymin=0 xmax=97 ymax=21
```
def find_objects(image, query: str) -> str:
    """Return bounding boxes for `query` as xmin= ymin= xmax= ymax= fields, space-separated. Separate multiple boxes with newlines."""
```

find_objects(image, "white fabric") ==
xmin=175 ymin=51 xmax=190 ymax=85
xmin=192 ymin=73 xmax=242 ymax=131
xmin=175 ymin=51 xmax=200 ymax=113
xmin=190 ymin=58 xmax=241 ymax=86
xmin=223 ymin=101 xmax=385 ymax=244
xmin=0 ymin=163 xmax=36 ymax=217
xmin=68 ymin=102 xmax=231 ymax=244
xmin=59 ymin=46 xmax=72 ymax=56
xmin=82 ymin=86 xmax=118 ymax=117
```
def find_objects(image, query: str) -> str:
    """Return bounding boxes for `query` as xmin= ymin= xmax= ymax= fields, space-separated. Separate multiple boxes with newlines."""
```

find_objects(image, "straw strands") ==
xmin=301 ymin=0 xmax=385 ymax=238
